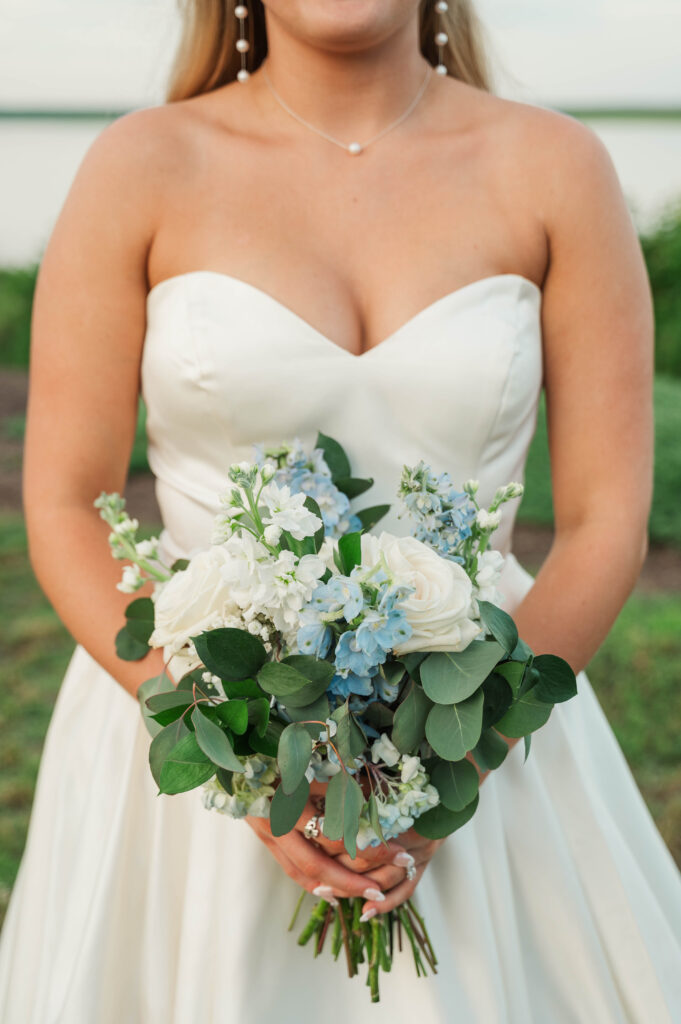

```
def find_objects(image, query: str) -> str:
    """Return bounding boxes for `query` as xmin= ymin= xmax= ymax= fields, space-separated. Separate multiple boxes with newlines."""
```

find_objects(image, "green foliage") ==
xmin=519 ymin=376 xmax=681 ymax=549
xmin=640 ymin=201 xmax=681 ymax=379
xmin=0 ymin=265 xmax=37 ymax=368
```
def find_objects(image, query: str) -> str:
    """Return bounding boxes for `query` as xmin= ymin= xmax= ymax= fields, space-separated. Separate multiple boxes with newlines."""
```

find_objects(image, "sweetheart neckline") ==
xmin=146 ymin=269 xmax=542 ymax=359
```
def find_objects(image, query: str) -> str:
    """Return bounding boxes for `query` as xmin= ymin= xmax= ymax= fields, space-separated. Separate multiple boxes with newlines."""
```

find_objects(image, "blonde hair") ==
xmin=166 ymin=0 xmax=493 ymax=102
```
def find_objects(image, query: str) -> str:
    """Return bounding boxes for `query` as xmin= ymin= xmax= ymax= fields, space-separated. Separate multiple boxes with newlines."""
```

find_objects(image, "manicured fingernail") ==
xmin=360 ymin=908 xmax=377 ymax=922
xmin=363 ymin=887 xmax=385 ymax=901
xmin=393 ymin=852 xmax=415 ymax=868
xmin=313 ymin=884 xmax=335 ymax=900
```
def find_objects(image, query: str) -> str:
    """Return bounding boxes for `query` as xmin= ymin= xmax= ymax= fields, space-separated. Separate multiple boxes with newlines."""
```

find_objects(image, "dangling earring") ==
xmin=235 ymin=3 xmax=250 ymax=82
xmin=434 ymin=0 xmax=449 ymax=75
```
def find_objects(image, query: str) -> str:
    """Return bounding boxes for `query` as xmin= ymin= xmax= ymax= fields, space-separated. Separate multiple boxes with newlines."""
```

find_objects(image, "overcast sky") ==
xmin=1 ymin=0 xmax=680 ymax=108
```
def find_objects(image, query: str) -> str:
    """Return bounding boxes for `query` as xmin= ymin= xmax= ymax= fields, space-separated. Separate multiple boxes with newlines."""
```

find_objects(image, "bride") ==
xmin=2 ymin=1 xmax=681 ymax=1020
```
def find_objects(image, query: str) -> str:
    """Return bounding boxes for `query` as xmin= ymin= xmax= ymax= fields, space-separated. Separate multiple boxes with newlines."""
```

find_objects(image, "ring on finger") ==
xmin=303 ymin=815 xmax=320 ymax=840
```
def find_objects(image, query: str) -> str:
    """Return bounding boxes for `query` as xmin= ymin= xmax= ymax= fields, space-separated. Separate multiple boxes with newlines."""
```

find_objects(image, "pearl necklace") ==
xmin=261 ymin=62 xmax=434 ymax=156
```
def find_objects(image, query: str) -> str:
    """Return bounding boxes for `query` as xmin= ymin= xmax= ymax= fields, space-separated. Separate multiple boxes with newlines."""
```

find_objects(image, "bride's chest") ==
xmin=140 ymin=271 xmax=543 ymax=473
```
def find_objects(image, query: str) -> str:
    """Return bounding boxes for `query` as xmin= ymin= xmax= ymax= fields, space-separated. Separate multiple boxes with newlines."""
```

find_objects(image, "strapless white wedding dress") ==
xmin=2 ymin=271 xmax=681 ymax=1023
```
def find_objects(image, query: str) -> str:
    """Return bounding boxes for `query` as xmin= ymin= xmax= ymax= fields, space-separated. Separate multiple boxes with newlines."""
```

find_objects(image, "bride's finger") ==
xmin=278 ymin=828 xmax=386 ymax=900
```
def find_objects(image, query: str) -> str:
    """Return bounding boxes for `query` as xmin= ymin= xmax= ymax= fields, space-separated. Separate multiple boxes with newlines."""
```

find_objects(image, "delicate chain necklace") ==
xmin=261 ymin=61 xmax=434 ymax=156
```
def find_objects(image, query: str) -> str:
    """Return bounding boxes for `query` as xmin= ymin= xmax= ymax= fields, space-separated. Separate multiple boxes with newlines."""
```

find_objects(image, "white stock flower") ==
xmin=474 ymin=549 xmax=505 ymax=604
xmin=361 ymin=532 xmax=482 ymax=655
xmin=116 ymin=563 xmax=143 ymax=593
xmin=476 ymin=508 xmax=502 ymax=530
xmin=135 ymin=537 xmax=159 ymax=558
xmin=260 ymin=482 xmax=322 ymax=540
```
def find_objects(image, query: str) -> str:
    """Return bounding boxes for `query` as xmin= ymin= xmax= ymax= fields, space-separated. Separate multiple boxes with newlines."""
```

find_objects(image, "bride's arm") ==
xmin=362 ymin=112 xmax=655 ymax=916
xmin=23 ymin=112 xmax=170 ymax=700
xmin=23 ymin=109 xmax=401 ymax=901
xmin=509 ymin=113 xmax=653 ymax=678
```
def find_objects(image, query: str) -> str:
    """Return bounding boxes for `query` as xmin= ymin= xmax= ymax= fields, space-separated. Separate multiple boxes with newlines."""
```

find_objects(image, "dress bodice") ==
xmin=140 ymin=270 xmax=543 ymax=584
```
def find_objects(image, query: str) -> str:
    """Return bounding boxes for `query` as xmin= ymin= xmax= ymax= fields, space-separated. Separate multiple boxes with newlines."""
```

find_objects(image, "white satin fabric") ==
xmin=1 ymin=271 xmax=681 ymax=1022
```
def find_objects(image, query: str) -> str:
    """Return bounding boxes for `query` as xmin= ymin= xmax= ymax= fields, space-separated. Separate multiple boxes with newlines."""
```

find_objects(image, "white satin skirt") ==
xmin=1 ymin=556 xmax=681 ymax=1023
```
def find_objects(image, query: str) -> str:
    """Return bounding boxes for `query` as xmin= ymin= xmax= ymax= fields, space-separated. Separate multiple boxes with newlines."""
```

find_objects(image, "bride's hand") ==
xmin=334 ymin=830 xmax=446 ymax=916
xmin=245 ymin=796 xmax=412 ymax=904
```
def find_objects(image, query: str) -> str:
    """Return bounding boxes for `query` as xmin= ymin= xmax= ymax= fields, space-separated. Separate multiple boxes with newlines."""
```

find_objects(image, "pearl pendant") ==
xmin=348 ymin=142 xmax=362 ymax=155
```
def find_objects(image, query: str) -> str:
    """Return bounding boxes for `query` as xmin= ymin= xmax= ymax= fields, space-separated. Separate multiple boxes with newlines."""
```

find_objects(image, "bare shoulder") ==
xmin=487 ymin=94 xmax=627 ymax=232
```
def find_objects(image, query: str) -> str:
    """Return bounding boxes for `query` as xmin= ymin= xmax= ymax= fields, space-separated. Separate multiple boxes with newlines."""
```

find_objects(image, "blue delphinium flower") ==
xmin=399 ymin=460 xmax=477 ymax=563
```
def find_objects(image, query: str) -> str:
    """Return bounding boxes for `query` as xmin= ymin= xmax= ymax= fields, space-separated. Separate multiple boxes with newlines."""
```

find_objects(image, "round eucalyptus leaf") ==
xmin=413 ymin=793 xmax=479 ymax=840
xmin=425 ymin=689 xmax=484 ymax=761
xmin=421 ymin=641 xmax=505 ymax=704
xmin=431 ymin=759 xmax=479 ymax=811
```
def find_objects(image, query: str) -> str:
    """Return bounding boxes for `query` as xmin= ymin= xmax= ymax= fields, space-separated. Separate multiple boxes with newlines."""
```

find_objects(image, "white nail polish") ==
xmin=362 ymin=887 xmax=385 ymax=902
xmin=393 ymin=852 xmax=415 ymax=868
xmin=360 ymin=908 xmax=377 ymax=922
xmin=313 ymin=884 xmax=335 ymax=899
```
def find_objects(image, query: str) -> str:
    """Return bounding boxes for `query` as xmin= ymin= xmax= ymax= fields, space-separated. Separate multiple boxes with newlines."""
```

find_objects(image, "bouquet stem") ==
xmin=294 ymin=894 xmax=437 ymax=1002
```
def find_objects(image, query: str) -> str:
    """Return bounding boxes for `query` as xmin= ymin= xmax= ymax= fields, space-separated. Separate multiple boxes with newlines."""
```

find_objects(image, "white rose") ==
xmin=149 ymin=546 xmax=241 ymax=655
xmin=360 ymin=532 xmax=482 ymax=655
xmin=474 ymin=549 xmax=505 ymax=604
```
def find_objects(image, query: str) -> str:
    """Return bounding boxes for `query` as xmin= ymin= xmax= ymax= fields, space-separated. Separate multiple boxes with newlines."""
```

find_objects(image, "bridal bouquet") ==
xmin=95 ymin=433 xmax=578 ymax=1002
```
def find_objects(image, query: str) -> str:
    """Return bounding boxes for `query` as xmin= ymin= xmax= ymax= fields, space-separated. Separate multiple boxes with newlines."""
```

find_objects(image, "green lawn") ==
xmin=1 ymin=513 xmax=679 ymax=930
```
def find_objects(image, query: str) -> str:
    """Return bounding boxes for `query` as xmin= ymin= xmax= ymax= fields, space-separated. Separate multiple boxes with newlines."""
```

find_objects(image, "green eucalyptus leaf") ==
xmin=413 ymin=792 xmax=479 ymax=840
xmin=481 ymin=672 xmax=514 ymax=729
xmin=337 ymin=531 xmax=362 ymax=575
xmin=315 ymin=431 xmax=351 ymax=481
xmin=303 ymin=495 xmax=326 ymax=552
xmin=425 ymin=689 xmax=485 ymax=761
xmin=170 ymin=557 xmax=190 ymax=572
xmin=270 ymin=777 xmax=310 ymax=837
xmin=115 ymin=623 xmax=149 ymax=661
xmin=191 ymin=706 xmax=245 ymax=772
xmin=367 ymin=792 xmax=387 ymax=847
xmin=477 ymin=600 xmax=519 ymax=654
xmin=323 ymin=770 xmax=364 ymax=858
xmin=431 ymin=759 xmax=480 ymax=812
xmin=494 ymin=690 xmax=553 ymax=738
xmin=471 ymin=727 xmax=509 ymax=772
xmin=511 ymin=636 xmax=534 ymax=663
xmin=222 ymin=677 xmax=264 ymax=699
xmin=391 ymin=682 xmax=432 ymax=754
xmin=333 ymin=476 xmax=374 ymax=499
xmin=158 ymin=732 xmax=216 ymax=794
xmin=355 ymin=504 xmax=391 ymax=532
xmin=149 ymin=716 xmax=190 ymax=786
xmin=493 ymin=660 xmax=526 ymax=699
xmin=285 ymin=693 xmax=330 ymax=739
xmin=124 ymin=596 xmax=156 ymax=643
xmin=249 ymin=719 xmax=285 ymax=758
xmin=215 ymin=766 xmax=233 ymax=793
xmin=523 ymin=733 xmax=532 ymax=763
xmin=191 ymin=627 xmax=267 ymax=681
xmin=420 ymin=641 xmax=505 ymax=704
xmin=399 ymin=652 xmax=427 ymax=676
xmin=531 ymin=655 xmax=578 ymax=703
xmin=362 ymin=702 xmax=395 ymax=730
xmin=258 ymin=657 xmax=333 ymax=708
xmin=214 ymin=699 xmax=249 ymax=735
xmin=333 ymin=701 xmax=366 ymax=764
xmin=278 ymin=723 xmax=313 ymax=795
xmin=246 ymin=696 xmax=271 ymax=737
xmin=138 ymin=671 xmax=175 ymax=738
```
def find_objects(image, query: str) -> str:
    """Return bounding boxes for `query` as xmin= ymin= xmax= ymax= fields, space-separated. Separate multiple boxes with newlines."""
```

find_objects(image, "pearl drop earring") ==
xmin=235 ymin=3 xmax=250 ymax=82
xmin=434 ymin=0 xmax=448 ymax=75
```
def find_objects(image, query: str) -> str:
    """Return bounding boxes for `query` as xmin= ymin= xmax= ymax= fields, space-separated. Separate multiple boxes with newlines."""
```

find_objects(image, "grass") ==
xmin=1 ymin=513 xmax=680 ymax=930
